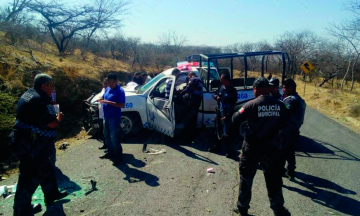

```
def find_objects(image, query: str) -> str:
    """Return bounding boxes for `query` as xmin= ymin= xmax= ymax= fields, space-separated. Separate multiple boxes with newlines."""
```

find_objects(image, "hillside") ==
xmin=1 ymin=32 xmax=360 ymax=175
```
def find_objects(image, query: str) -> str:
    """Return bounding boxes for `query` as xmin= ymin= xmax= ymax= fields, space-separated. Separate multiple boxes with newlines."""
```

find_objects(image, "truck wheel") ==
xmin=121 ymin=112 xmax=142 ymax=137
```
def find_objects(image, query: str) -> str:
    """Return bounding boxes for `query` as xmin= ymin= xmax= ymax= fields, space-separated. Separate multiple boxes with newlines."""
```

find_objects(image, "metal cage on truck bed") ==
xmin=199 ymin=51 xmax=290 ymax=92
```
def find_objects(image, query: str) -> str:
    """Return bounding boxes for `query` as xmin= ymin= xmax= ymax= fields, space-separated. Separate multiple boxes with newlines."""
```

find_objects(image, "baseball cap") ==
xmin=269 ymin=77 xmax=280 ymax=87
xmin=134 ymin=72 xmax=140 ymax=76
xmin=252 ymin=77 xmax=269 ymax=88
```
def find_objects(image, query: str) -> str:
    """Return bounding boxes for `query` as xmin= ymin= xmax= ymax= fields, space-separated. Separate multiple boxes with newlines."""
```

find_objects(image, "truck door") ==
xmin=146 ymin=76 xmax=176 ymax=137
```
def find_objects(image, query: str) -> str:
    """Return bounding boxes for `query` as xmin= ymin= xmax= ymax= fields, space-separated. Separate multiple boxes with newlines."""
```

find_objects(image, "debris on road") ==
xmin=207 ymin=168 xmax=215 ymax=173
xmin=59 ymin=142 xmax=70 ymax=150
xmin=146 ymin=148 xmax=166 ymax=155
xmin=0 ymin=186 xmax=8 ymax=197
xmin=82 ymin=176 xmax=98 ymax=196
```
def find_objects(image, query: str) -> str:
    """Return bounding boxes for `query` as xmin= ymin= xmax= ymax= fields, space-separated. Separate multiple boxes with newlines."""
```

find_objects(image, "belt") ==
xmin=15 ymin=120 xmax=57 ymax=138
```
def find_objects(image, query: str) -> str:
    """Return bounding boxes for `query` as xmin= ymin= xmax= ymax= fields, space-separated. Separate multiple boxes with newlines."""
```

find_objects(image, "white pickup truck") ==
xmin=117 ymin=67 xmax=255 ymax=137
xmin=83 ymin=51 xmax=288 ymax=138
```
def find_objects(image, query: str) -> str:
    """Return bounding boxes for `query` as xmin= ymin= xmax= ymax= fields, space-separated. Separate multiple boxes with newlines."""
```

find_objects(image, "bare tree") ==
xmin=82 ymin=0 xmax=129 ymax=48
xmin=328 ymin=0 xmax=360 ymax=91
xmin=158 ymin=31 xmax=187 ymax=56
xmin=4 ymin=0 xmax=32 ymax=23
xmin=275 ymin=30 xmax=319 ymax=77
xmin=28 ymin=0 xmax=128 ymax=56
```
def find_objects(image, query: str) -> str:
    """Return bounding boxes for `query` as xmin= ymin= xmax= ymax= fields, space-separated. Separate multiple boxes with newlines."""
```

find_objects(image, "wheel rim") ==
xmin=120 ymin=116 xmax=133 ymax=134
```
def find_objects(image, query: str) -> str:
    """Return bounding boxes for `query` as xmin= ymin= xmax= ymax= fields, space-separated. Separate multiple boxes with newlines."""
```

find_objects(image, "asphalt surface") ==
xmin=1 ymin=107 xmax=360 ymax=216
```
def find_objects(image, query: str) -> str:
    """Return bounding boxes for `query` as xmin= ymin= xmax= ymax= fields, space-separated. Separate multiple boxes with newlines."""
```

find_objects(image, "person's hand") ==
xmin=57 ymin=112 xmax=65 ymax=122
xmin=221 ymin=116 xmax=226 ymax=121
xmin=99 ymin=99 xmax=108 ymax=104
xmin=216 ymin=96 xmax=220 ymax=102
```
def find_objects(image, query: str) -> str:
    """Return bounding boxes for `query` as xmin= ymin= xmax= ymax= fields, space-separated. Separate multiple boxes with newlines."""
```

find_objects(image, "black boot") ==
xmin=233 ymin=206 xmax=249 ymax=216
xmin=46 ymin=191 xmax=69 ymax=206
xmin=273 ymin=206 xmax=291 ymax=216
xmin=32 ymin=203 xmax=42 ymax=214
xmin=286 ymin=169 xmax=295 ymax=181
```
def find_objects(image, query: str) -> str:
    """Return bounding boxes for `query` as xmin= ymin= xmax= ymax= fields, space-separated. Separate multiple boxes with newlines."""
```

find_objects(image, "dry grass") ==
xmin=297 ymin=77 xmax=360 ymax=133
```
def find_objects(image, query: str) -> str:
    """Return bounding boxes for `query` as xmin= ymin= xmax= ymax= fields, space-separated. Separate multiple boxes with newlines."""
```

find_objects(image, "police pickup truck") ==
xmin=82 ymin=51 xmax=289 ymax=139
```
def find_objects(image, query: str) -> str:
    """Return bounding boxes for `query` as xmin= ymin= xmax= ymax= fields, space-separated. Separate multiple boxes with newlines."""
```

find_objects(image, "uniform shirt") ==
xmin=233 ymin=95 xmax=288 ymax=141
xmin=103 ymin=84 xmax=125 ymax=118
xmin=214 ymin=85 xmax=237 ymax=117
xmin=133 ymin=76 xmax=143 ymax=85
xmin=181 ymin=77 xmax=204 ymax=109
xmin=165 ymin=79 xmax=173 ymax=99
xmin=15 ymin=88 xmax=58 ymax=160
xmin=271 ymin=91 xmax=282 ymax=100
xmin=283 ymin=93 xmax=306 ymax=132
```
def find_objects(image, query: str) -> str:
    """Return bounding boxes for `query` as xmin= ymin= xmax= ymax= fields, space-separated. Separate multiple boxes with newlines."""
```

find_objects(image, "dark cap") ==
xmin=269 ymin=77 xmax=279 ymax=87
xmin=283 ymin=78 xmax=296 ymax=88
xmin=253 ymin=77 xmax=269 ymax=88
xmin=107 ymin=73 xmax=117 ymax=80
xmin=134 ymin=72 xmax=140 ymax=76
xmin=141 ymin=72 xmax=148 ymax=76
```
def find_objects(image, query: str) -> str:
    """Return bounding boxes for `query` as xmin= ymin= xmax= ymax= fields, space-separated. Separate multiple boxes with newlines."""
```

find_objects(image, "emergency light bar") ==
xmin=177 ymin=61 xmax=192 ymax=71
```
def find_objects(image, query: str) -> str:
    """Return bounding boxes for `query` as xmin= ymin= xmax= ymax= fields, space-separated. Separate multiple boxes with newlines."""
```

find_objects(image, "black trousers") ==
xmin=237 ymin=139 xmax=285 ymax=211
xmin=13 ymin=157 xmax=60 ymax=216
xmin=283 ymin=131 xmax=300 ymax=172
xmin=181 ymin=108 xmax=199 ymax=142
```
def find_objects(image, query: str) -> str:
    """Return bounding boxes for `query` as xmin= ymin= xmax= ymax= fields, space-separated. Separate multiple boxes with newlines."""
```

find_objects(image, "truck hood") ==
xmin=122 ymin=82 xmax=139 ymax=93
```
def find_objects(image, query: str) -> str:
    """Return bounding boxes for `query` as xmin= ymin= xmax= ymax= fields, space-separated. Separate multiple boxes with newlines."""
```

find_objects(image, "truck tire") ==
xmin=121 ymin=112 xmax=142 ymax=137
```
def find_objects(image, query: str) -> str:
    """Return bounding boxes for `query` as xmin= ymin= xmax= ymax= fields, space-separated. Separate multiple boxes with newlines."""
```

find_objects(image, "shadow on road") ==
xmin=295 ymin=136 xmax=360 ymax=161
xmin=43 ymin=199 xmax=70 ymax=216
xmin=284 ymin=172 xmax=359 ymax=215
xmin=121 ymin=129 xmax=221 ymax=165
xmin=54 ymin=167 xmax=82 ymax=195
xmin=113 ymin=153 xmax=159 ymax=187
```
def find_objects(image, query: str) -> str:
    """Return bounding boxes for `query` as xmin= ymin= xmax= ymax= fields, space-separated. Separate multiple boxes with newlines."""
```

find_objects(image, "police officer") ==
xmin=232 ymin=77 xmax=291 ymax=216
xmin=132 ymin=72 xmax=143 ymax=85
xmin=269 ymin=77 xmax=282 ymax=100
xmin=13 ymin=74 xmax=68 ymax=216
xmin=282 ymin=79 xmax=306 ymax=180
xmin=209 ymin=71 xmax=237 ymax=155
xmin=180 ymin=71 xmax=204 ymax=143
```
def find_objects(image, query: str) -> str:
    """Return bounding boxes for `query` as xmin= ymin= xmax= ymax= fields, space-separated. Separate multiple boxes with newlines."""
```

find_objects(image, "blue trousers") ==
xmin=103 ymin=117 xmax=123 ymax=158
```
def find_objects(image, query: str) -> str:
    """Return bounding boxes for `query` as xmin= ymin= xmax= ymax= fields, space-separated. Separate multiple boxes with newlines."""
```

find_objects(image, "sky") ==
xmin=119 ymin=0 xmax=354 ymax=46
xmin=3 ymin=0 xmax=354 ymax=46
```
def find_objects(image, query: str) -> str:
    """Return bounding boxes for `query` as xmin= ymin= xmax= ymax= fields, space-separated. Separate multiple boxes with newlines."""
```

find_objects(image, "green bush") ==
xmin=0 ymin=92 xmax=17 ymax=162
xmin=349 ymin=104 xmax=360 ymax=118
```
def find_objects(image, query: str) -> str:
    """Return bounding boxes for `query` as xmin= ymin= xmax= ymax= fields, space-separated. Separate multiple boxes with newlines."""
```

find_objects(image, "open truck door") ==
xmin=146 ymin=75 xmax=176 ymax=137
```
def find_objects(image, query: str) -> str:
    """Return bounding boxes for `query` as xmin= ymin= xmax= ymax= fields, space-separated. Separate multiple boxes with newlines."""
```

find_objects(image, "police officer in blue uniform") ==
xmin=269 ymin=77 xmax=282 ymax=100
xmin=180 ymin=72 xmax=204 ymax=143
xmin=13 ymin=74 xmax=68 ymax=216
xmin=282 ymin=79 xmax=306 ymax=180
xmin=209 ymin=71 xmax=238 ymax=156
xmin=232 ymin=77 xmax=291 ymax=216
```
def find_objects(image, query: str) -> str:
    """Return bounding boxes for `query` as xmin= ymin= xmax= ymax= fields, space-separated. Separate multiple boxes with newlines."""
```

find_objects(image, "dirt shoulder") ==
xmin=296 ymin=78 xmax=360 ymax=134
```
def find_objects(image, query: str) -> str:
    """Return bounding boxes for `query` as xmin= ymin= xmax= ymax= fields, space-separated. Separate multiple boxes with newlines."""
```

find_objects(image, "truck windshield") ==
xmin=209 ymin=69 xmax=220 ymax=80
xmin=138 ymin=73 xmax=165 ymax=94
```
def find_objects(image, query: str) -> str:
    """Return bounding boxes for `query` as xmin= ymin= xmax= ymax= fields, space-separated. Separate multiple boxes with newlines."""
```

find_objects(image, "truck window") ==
xmin=139 ymin=74 xmax=165 ymax=94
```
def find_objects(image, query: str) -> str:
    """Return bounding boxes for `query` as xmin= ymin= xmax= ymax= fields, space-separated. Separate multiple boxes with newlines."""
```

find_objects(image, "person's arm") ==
xmin=99 ymin=100 xmax=125 ymax=108
xmin=47 ymin=112 xmax=65 ymax=128
xmin=212 ymin=86 xmax=221 ymax=101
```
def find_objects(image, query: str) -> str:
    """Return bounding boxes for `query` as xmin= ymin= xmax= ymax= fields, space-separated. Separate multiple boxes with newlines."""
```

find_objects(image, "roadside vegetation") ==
xmin=1 ymin=0 xmax=360 ymax=175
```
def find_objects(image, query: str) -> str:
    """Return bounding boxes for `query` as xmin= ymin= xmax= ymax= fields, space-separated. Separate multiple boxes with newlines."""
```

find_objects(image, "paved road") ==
xmin=1 ymin=107 xmax=360 ymax=216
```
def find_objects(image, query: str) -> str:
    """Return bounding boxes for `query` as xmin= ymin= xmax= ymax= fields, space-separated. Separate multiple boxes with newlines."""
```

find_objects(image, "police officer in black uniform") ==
xmin=269 ymin=77 xmax=282 ymax=100
xmin=209 ymin=71 xmax=238 ymax=155
xmin=180 ymin=71 xmax=204 ymax=143
xmin=13 ymin=74 xmax=68 ymax=216
xmin=282 ymin=79 xmax=306 ymax=180
xmin=232 ymin=77 xmax=291 ymax=216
